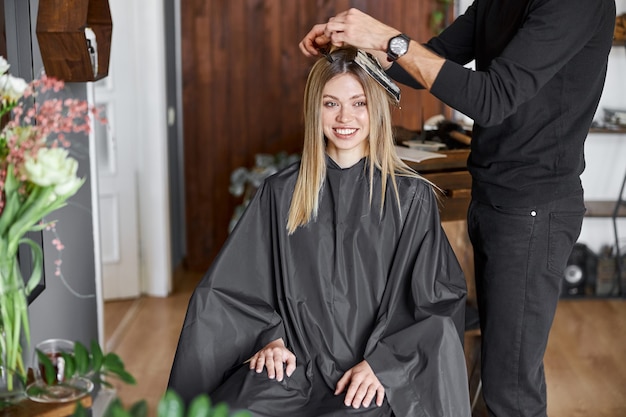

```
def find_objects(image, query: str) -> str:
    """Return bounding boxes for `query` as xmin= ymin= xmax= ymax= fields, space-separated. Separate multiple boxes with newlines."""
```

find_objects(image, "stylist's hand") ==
xmin=248 ymin=338 xmax=296 ymax=382
xmin=335 ymin=360 xmax=385 ymax=409
xmin=299 ymin=8 xmax=398 ymax=58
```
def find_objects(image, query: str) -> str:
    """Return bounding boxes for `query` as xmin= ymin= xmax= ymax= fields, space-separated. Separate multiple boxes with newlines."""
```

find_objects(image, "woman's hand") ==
xmin=335 ymin=360 xmax=385 ymax=408
xmin=248 ymin=338 xmax=296 ymax=382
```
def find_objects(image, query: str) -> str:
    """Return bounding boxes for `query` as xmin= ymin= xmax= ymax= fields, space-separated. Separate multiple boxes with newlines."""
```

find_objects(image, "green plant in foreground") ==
xmin=36 ymin=339 xmax=136 ymax=387
xmin=71 ymin=389 xmax=251 ymax=417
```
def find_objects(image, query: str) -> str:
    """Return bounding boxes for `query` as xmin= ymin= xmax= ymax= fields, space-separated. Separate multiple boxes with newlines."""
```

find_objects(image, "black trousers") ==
xmin=467 ymin=192 xmax=585 ymax=417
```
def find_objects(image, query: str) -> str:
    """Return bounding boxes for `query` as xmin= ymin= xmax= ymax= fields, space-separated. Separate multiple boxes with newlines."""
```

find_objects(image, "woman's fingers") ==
xmin=248 ymin=342 xmax=296 ymax=381
xmin=335 ymin=361 xmax=385 ymax=408
xmin=284 ymin=350 xmax=296 ymax=378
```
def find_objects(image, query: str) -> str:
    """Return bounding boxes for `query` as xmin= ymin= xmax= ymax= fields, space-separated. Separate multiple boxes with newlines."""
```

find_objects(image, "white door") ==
xmin=92 ymin=0 xmax=141 ymax=300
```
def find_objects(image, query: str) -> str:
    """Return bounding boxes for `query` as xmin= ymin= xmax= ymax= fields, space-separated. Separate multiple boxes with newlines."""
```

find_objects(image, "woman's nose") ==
xmin=337 ymin=106 xmax=352 ymax=122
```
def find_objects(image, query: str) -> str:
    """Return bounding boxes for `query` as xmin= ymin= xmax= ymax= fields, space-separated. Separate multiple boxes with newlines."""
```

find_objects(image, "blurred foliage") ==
xmin=430 ymin=0 xmax=454 ymax=35
xmin=72 ymin=389 xmax=251 ymax=417
xmin=228 ymin=151 xmax=300 ymax=232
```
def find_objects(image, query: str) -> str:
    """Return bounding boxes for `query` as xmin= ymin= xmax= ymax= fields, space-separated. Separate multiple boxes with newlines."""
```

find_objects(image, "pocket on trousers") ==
xmin=547 ymin=210 xmax=585 ymax=276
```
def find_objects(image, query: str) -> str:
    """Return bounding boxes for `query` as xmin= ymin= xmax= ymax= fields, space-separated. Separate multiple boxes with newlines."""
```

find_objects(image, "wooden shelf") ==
xmin=584 ymin=200 xmax=626 ymax=218
xmin=589 ymin=127 xmax=626 ymax=134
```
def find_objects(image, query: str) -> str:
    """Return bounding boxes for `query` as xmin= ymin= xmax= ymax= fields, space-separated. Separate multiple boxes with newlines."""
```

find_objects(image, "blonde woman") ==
xmin=169 ymin=47 xmax=470 ymax=417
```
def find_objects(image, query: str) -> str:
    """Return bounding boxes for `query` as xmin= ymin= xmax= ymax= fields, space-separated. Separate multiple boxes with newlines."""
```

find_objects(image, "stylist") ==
xmin=300 ymin=2 xmax=616 ymax=416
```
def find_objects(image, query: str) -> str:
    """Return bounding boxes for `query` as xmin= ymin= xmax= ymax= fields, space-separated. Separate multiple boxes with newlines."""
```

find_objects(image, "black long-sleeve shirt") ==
xmin=389 ymin=0 xmax=616 ymax=206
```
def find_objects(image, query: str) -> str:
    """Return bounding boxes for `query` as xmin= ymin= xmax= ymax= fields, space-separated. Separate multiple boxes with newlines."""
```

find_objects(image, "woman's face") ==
xmin=321 ymin=73 xmax=370 ymax=168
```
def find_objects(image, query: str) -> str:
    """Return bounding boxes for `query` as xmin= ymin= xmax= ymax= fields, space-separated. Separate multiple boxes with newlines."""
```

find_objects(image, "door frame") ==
xmin=129 ymin=0 xmax=173 ymax=297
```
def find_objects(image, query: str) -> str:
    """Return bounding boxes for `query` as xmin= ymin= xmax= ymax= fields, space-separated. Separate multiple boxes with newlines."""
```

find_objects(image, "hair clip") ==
xmin=353 ymin=50 xmax=401 ymax=106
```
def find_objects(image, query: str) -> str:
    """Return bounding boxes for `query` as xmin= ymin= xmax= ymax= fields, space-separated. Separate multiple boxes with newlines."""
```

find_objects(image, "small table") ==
xmin=3 ymin=387 xmax=116 ymax=417
xmin=402 ymin=148 xmax=472 ymax=222
xmin=4 ymin=395 xmax=92 ymax=417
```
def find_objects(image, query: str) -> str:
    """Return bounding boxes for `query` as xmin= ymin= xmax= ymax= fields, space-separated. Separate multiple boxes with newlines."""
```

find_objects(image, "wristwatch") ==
xmin=386 ymin=33 xmax=411 ymax=61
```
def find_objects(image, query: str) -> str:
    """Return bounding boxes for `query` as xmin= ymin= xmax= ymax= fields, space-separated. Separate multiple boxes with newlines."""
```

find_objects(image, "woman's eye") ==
xmin=355 ymin=101 xmax=367 ymax=107
xmin=324 ymin=101 xmax=338 ymax=107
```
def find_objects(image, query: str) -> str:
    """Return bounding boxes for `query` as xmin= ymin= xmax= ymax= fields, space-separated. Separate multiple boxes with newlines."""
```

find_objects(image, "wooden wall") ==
xmin=181 ymin=0 xmax=446 ymax=271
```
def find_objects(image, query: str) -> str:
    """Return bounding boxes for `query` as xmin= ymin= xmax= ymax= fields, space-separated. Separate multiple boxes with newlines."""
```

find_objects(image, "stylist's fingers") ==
xmin=325 ymin=8 xmax=398 ymax=51
xmin=299 ymin=23 xmax=330 ymax=56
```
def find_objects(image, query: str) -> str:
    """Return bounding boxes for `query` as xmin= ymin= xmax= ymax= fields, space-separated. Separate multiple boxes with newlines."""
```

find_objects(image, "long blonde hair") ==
xmin=287 ymin=47 xmax=421 ymax=234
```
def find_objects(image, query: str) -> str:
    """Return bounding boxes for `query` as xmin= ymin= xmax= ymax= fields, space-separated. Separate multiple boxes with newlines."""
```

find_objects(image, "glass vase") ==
xmin=0 ymin=363 xmax=25 ymax=406
xmin=0 ymin=255 xmax=28 ymax=404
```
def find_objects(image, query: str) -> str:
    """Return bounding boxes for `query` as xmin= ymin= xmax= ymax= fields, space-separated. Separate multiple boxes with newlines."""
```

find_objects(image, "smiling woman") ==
xmin=168 ymin=46 xmax=471 ymax=417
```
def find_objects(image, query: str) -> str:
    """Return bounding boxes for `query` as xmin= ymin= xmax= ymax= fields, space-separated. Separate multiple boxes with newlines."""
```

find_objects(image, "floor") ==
xmin=104 ymin=268 xmax=626 ymax=416
xmin=103 ymin=267 xmax=203 ymax=415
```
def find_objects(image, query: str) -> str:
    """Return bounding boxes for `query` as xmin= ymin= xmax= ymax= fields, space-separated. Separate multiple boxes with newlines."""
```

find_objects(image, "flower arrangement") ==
xmin=0 ymin=55 xmax=102 ymax=394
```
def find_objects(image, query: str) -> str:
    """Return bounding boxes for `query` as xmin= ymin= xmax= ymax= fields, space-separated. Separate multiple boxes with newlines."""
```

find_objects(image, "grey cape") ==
xmin=168 ymin=157 xmax=471 ymax=416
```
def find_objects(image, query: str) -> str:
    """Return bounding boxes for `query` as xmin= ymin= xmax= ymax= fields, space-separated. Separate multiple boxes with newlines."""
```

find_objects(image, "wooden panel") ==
xmin=423 ymin=170 xmax=471 ymax=191
xmin=36 ymin=0 xmax=112 ymax=81
xmin=585 ymin=200 xmax=626 ymax=217
xmin=182 ymin=0 xmax=445 ymax=270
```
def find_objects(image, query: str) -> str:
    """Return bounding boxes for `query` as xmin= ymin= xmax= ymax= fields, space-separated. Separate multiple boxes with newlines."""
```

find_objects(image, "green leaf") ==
xmin=103 ymin=352 xmax=126 ymax=372
xmin=128 ymin=400 xmax=149 ymax=417
xmin=157 ymin=390 xmax=185 ymax=417
xmin=19 ymin=237 xmax=43 ymax=296
xmin=36 ymin=349 xmax=56 ymax=386
xmin=91 ymin=339 xmax=104 ymax=373
xmin=101 ymin=351 xmax=137 ymax=383
xmin=187 ymin=394 xmax=210 ymax=417
xmin=71 ymin=402 xmax=90 ymax=417
xmin=103 ymin=399 xmax=132 ymax=417
xmin=95 ymin=376 xmax=113 ymax=388
xmin=61 ymin=351 xmax=76 ymax=380
xmin=104 ymin=368 xmax=136 ymax=385
xmin=74 ymin=341 xmax=90 ymax=375
xmin=210 ymin=402 xmax=230 ymax=417
xmin=0 ymin=167 xmax=22 ymax=237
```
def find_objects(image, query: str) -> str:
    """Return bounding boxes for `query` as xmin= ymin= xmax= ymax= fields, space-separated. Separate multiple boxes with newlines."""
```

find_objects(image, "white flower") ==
xmin=53 ymin=173 xmax=83 ymax=196
xmin=0 ymin=56 xmax=9 ymax=75
xmin=21 ymin=148 xmax=82 ymax=196
xmin=0 ymin=73 xmax=28 ymax=103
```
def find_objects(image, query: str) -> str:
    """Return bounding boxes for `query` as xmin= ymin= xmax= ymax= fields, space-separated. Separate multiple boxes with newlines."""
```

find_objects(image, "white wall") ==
xmin=578 ymin=0 xmax=626 ymax=254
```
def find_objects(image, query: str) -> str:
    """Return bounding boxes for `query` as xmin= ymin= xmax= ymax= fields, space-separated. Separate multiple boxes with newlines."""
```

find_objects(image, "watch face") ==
xmin=390 ymin=37 xmax=408 ymax=55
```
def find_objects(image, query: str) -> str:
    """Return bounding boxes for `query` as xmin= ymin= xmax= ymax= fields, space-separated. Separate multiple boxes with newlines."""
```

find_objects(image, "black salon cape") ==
xmin=168 ymin=157 xmax=470 ymax=417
